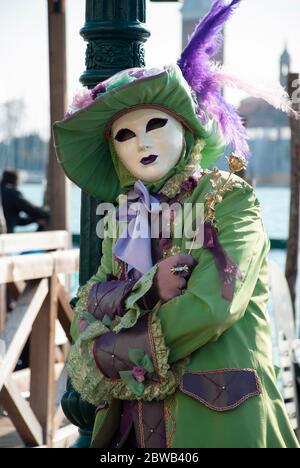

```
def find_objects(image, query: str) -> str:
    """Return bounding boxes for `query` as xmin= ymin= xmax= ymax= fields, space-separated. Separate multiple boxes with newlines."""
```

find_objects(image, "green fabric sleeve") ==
xmin=157 ymin=183 xmax=270 ymax=363
xmin=70 ymin=210 xmax=159 ymax=341
xmin=70 ymin=215 xmax=115 ymax=342
xmin=67 ymin=306 xmax=185 ymax=404
xmin=113 ymin=265 xmax=158 ymax=333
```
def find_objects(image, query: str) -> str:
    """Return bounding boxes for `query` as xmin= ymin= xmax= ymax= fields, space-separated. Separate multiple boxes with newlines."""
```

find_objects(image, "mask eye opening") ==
xmin=115 ymin=128 xmax=136 ymax=142
xmin=146 ymin=118 xmax=168 ymax=133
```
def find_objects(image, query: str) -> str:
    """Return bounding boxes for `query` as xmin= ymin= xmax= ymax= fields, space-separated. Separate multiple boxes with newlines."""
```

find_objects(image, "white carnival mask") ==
xmin=111 ymin=108 xmax=184 ymax=182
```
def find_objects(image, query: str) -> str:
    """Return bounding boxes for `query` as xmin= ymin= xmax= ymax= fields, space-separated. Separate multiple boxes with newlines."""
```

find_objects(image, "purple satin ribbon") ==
xmin=203 ymin=223 xmax=242 ymax=302
xmin=114 ymin=181 xmax=241 ymax=301
xmin=114 ymin=180 xmax=160 ymax=274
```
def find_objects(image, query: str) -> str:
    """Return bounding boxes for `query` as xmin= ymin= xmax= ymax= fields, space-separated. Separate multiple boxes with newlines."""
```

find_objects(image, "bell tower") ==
xmin=280 ymin=45 xmax=290 ymax=88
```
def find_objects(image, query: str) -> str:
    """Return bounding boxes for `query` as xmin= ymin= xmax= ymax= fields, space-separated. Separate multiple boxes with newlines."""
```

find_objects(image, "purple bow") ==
xmin=113 ymin=180 xmax=160 ymax=274
xmin=203 ymin=223 xmax=242 ymax=302
xmin=113 ymin=181 xmax=241 ymax=301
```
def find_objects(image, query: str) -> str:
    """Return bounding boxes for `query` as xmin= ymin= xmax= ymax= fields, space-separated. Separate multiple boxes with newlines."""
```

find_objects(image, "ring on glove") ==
xmin=170 ymin=264 xmax=190 ymax=275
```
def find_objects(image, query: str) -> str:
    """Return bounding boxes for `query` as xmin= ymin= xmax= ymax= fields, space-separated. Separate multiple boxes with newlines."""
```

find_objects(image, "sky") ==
xmin=0 ymin=0 xmax=299 ymax=139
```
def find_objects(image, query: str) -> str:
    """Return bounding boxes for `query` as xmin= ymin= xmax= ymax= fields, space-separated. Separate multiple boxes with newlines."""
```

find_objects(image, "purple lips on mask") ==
xmin=140 ymin=154 xmax=158 ymax=165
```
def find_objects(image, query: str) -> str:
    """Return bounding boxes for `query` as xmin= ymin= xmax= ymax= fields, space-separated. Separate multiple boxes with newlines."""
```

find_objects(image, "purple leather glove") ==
xmin=143 ymin=253 xmax=197 ymax=309
xmin=88 ymin=278 xmax=137 ymax=321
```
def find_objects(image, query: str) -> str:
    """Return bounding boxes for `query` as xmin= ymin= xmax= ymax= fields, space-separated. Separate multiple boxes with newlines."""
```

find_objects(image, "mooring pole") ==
xmin=285 ymin=72 xmax=300 ymax=317
xmin=47 ymin=0 xmax=70 ymax=231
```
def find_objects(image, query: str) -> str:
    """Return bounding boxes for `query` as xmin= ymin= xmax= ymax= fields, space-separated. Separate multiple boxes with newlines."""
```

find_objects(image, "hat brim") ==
xmin=53 ymin=66 xmax=221 ymax=201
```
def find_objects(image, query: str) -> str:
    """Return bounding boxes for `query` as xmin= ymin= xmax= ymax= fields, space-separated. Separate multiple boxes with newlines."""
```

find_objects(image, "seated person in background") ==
xmin=0 ymin=169 xmax=50 ymax=233
xmin=0 ymin=191 xmax=6 ymax=234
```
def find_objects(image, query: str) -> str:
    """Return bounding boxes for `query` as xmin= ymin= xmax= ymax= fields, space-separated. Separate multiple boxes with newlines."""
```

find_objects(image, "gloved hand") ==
xmin=143 ymin=253 xmax=197 ymax=309
xmin=88 ymin=278 xmax=137 ymax=322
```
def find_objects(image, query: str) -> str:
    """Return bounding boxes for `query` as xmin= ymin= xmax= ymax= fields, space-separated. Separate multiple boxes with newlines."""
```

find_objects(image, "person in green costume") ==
xmin=53 ymin=1 xmax=299 ymax=449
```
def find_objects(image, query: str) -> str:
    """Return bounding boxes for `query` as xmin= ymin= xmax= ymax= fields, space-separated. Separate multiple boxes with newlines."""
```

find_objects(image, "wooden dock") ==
xmin=0 ymin=231 xmax=79 ymax=448
xmin=0 ymin=411 xmax=24 ymax=448
xmin=0 ymin=408 xmax=78 ymax=448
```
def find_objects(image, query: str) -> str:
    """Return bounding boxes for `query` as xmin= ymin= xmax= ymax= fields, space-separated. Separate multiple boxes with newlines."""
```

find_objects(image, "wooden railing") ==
xmin=0 ymin=231 xmax=79 ymax=447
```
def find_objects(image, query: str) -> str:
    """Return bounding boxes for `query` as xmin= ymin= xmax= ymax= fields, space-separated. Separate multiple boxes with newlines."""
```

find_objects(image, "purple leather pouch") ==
xmin=180 ymin=368 xmax=261 ymax=412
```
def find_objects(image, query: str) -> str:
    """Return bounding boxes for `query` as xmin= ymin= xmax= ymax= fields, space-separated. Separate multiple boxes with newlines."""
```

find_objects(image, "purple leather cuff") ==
xmin=111 ymin=400 xmax=167 ymax=449
xmin=180 ymin=368 xmax=261 ymax=412
xmin=92 ymin=398 xmax=165 ymax=449
xmin=132 ymin=401 xmax=167 ymax=449
xmin=88 ymin=278 xmax=136 ymax=321
xmin=93 ymin=314 xmax=159 ymax=381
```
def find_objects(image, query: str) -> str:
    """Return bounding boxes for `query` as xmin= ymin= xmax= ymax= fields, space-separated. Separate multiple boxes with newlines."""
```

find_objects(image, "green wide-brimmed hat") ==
xmin=53 ymin=65 xmax=224 ymax=202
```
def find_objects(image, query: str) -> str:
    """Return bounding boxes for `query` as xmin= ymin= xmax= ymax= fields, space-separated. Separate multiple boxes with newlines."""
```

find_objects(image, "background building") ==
xmin=239 ymin=47 xmax=291 ymax=185
xmin=181 ymin=2 xmax=291 ymax=186
xmin=181 ymin=0 xmax=223 ymax=61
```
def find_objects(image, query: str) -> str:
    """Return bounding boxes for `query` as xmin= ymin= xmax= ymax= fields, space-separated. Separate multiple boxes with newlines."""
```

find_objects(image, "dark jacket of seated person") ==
xmin=1 ymin=169 xmax=50 ymax=233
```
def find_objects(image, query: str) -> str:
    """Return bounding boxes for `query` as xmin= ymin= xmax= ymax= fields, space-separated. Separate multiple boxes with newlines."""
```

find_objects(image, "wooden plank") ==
xmin=54 ymin=365 xmax=68 ymax=432
xmin=0 ymin=231 xmax=70 ymax=255
xmin=270 ymin=260 xmax=295 ymax=342
xmin=269 ymin=259 xmax=300 ymax=430
xmin=0 ymin=279 xmax=49 ymax=393
xmin=55 ymin=317 xmax=68 ymax=347
xmin=53 ymin=249 xmax=79 ymax=275
xmin=36 ymin=425 xmax=78 ymax=448
xmin=30 ymin=275 xmax=57 ymax=447
xmin=0 ymin=415 xmax=25 ymax=448
xmin=0 ymin=249 xmax=79 ymax=285
xmin=0 ymin=284 xmax=6 ymax=332
xmin=0 ymin=254 xmax=54 ymax=284
xmin=57 ymin=280 xmax=73 ymax=343
xmin=11 ymin=363 xmax=65 ymax=394
xmin=11 ymin=368 xmax=30 ymax=395
xmin=0 ymin=375 xmax=43 ymax=447
xmin=52 ymin=424 xmax=78 ymax=448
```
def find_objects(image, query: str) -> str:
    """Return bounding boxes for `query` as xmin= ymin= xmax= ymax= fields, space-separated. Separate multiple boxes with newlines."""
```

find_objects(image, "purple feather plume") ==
xmin=177 ymin=0 xmax=250 ymax=158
